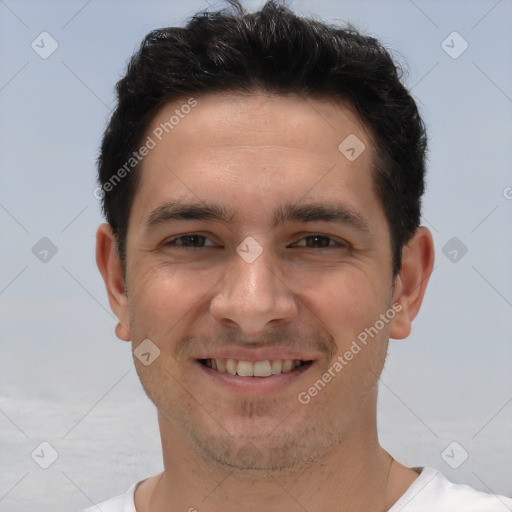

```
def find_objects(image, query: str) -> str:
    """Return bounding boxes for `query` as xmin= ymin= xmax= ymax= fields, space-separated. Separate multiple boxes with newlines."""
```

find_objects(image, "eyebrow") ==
xmin=272 ymin=203 xmax=371 ymax=233
xmin=146 ymin=201 xmax=234 ymax=227
xmin=146 ymin=200 xmax=371 ymax=233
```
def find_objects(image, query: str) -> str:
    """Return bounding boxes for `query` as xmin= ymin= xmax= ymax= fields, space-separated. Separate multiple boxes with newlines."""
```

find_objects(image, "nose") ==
xmin=209 ymin=244 xmax=299 ymax=334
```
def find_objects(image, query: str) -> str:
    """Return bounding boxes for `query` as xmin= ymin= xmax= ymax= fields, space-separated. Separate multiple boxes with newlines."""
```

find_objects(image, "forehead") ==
xmin=146 ymin=91 xmax=374 ymax=158
xmin=131 ymin=91 xmax=381 ymax=228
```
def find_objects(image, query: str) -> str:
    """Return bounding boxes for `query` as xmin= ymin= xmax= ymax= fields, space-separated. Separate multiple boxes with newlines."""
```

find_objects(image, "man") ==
xmin=88 ymin=1 xmax=512 ymax=511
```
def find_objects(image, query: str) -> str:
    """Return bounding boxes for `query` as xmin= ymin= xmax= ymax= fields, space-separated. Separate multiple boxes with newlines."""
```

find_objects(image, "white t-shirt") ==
xmin=81 ymin=466 xmax=512 ymax=512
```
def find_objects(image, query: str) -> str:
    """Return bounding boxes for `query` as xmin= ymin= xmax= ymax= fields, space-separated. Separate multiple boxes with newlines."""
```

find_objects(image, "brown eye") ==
xmin=294 ymin=235 xmax=344 ymax=249
xmin=165 ymin=234 xmax=212 ymax=248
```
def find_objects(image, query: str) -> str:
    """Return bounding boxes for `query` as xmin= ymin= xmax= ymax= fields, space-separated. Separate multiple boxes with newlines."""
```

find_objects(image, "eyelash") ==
xmin=163 ymin=233 xmax=346 ymax=249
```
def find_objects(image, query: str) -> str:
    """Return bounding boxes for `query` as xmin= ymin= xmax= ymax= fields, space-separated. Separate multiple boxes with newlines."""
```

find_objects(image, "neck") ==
xmin=136 ymin=393 xmax=418 ymax=512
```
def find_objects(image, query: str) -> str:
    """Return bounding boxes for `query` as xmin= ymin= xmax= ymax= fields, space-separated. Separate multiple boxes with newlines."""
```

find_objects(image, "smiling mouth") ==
xmin=198 ymin=358 xmax=313 ymax=377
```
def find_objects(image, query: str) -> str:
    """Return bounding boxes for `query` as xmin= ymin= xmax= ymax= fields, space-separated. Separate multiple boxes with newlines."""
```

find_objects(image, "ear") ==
xmin=389 ymin=227 xmax=435 ymax=340
xmin=96 ymin=223 xmax=131 ymax=341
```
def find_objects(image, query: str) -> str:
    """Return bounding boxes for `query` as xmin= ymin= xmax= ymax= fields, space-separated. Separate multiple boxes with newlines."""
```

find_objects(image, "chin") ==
xmin=187 ymin=421 xmax=342 ymax=473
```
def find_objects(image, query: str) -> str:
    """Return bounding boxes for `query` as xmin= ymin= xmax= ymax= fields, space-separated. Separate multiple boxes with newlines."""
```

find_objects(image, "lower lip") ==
xmin=194 ymin=361 xmax=314 ymax=394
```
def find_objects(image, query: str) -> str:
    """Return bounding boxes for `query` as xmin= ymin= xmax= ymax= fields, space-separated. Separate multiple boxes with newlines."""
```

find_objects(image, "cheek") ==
xmin=126 ymin=259 xmax=227 ymax=344
xmin=296 ymin=265 xmax=391 ymax=343
xmin=126 ymin=264 xmax=189 ymax=339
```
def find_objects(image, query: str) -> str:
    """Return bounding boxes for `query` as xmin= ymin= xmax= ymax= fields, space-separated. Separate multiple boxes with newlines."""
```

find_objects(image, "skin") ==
xmin=97 ymin=91 xmax=434 ymax=512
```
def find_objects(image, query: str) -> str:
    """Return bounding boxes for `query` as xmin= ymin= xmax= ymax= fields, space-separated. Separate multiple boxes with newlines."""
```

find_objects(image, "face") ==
xmin=114 ymin=92 xmax=404 ymax=471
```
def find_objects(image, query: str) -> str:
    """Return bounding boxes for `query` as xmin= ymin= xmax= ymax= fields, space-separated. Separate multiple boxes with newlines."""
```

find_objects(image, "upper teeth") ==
xmin=204 ymin=358 xmax=302 ymax=377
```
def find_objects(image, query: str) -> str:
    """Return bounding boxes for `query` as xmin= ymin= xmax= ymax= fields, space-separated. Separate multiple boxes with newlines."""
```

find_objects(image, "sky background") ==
xmin=1 ymin=0 xmax=511 ymax=511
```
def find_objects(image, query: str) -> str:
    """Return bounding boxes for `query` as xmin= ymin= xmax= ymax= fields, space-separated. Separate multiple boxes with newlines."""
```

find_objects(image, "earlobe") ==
xmin=389 ymin=227 xmax=435 ymax=340
xmin=96 ymin=223 xmax=131 ymax=341
xmin=115 ymin=322 xmax=131 ymax=341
